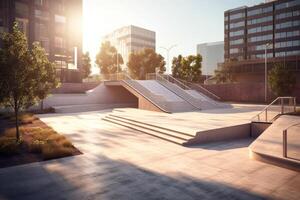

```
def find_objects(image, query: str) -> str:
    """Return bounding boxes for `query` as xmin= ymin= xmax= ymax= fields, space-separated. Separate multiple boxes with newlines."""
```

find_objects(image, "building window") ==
xmin=248 ymin=25 xmax=273 ymax=34
xmin=230 ymin=39 xmax=243 ymax=45
xmin=276 ymin=10 xmax=300 ymax=20
xmin=229 ymin=30 xmax=244 ymax=37
xmin=34 ymin=9 xmax=49 ymax=20
xmin=34 ymin=0 xmax=48 ymax=6
xmin=275 ymin=20 xmax=300 ymax=29
xmin=15 ymin=2 xmax=29 ymax=17
xmin=248 ymin=44 xmax=273 ymax=51
xmin=275 ymin=30 xmax=300 ymax=39
xmin=55 ymin=15 xmax=66 ymax=23
xmin=55 ymin=36 xmax=66 ymax=48
xmin=247 ymin=16 xmax=273 ymax=25
xmin=275 ymin=40 xmax=300 ymax=48
xmin=248 ymin=34 xmax=273 ymax=43
xmin=229 ymin=21 xmax=245 ymax=29
xmin=35 ymin=23 xmax=48 ymax=39
xmin=230 ymin=12 xmax=245 ymax=20
xmin=247 ymin=6 xmax=273 ymax=17
xmin=250 ymin=53 xmax=272 ymax=59
xmin=275 ymin=0 xmax=300 ymax=10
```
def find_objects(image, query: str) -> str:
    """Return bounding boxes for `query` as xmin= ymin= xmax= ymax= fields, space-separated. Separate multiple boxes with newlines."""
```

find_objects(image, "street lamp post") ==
xmin=159 ymin=44 xmax=177 ymax=74
xmin=265 ymin=43 xmax=270 ymax=103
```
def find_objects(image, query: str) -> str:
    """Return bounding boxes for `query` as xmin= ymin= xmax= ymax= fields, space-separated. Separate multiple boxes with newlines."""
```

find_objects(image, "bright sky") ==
xmin=83 ymin=0 xmax=263 ymax=74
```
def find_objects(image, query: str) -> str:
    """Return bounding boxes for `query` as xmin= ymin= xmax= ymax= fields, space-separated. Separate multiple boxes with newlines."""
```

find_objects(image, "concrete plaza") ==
xmin=0 ymin=109 xmax=299 ymax=200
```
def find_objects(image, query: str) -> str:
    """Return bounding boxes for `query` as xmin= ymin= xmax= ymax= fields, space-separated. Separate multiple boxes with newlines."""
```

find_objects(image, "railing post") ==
xmin=283 ymin=129 xmax=287 ymax=158
xmin=281 ymin=98 xmax=284 ymax=114
xmin=265 ymin=109 xmax=268 ymax=122
xmin=294 ymin=97 xmax=296 ymax=113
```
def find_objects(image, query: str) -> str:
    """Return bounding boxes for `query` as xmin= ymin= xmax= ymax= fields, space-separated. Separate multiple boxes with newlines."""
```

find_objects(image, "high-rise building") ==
xmin=0 ymin=0 xmax=83 ymax=82
xmin=103 ymin=25 xmax=156 ymax=68
xmin=197 ymin=41 xmax=224 ymax=76
xmin=224 ymin=0 xmax=300 ymax=82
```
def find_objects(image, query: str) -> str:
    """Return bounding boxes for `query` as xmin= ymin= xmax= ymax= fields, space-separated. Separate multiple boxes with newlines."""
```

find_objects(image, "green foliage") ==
xmin=268 ymin=63 xmax=296 ymax=97
xmin=171 ymin=54 xmax=202 ymax=82
xmin=127 ymin=48 xmax=166 ymax=79
xmin=80 ymin=52 xmax=91 ymax=79
xmin=214 ymin=64 xmax=235 ymax=84
xmin=0 ymin=22 xmax=59 ymax=141
xmin=95 ymin=41 xmax=123 ymax=75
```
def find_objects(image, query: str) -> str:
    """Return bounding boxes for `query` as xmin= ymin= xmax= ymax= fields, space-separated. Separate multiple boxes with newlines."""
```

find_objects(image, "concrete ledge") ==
xmin=185 ymin=123 xmax=251 ymax=145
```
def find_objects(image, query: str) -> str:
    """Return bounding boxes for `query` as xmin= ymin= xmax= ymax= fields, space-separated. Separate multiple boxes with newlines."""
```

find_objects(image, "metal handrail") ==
xmin=282 ymin=122 xmax=300 ymax=158
xmin=251 ymin=97 xmax=296 ymax=122
xmin=183 ymin=81 xmax=221 ymax=100
xmin=163 ymin=75 xmax=191 ymax=90
xmin=155 ymin=73 xmax=203 ymax=109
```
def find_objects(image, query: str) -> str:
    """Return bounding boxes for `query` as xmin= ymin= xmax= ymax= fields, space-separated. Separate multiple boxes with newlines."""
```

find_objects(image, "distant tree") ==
xmin=95 ymin=41 xmax=123 ymax=77
xmin=127 ymin=48 xmax=165 ymax=79
xmin=80 ymin=52 xmax=91 ymax=79
xmin=214 ymin=65 xmax=234 ymax=84
xmin=171 ymin=54 xmax=202 ymax=82
xmin=0 ymin=23 xmax=59 ymax=141
xmin=268 ymin=63 xmax=296 ymax=97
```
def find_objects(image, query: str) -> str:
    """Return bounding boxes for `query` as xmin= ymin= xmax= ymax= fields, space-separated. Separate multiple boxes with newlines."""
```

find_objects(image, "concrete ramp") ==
xmin=250 ymin=115 xmax=300 ymax=170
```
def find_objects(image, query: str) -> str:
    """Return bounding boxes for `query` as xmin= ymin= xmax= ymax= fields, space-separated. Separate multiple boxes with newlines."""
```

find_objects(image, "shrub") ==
xmin=0 ymin=138 xmax=21 ymax=155
xmin=41 ymin=143 xmax=73 ymax=160
xmin=19 ymin=113 xmax=38 ymax=124
xmin=28 ymin=140 xmax=45 ymax=153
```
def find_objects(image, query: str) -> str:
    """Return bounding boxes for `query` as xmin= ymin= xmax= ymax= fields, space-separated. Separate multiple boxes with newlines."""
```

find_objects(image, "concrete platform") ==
xmin=250 ymin=115 xmax=300 ymax=170
xmin=103 ymin=105 xmax=266 ymax=145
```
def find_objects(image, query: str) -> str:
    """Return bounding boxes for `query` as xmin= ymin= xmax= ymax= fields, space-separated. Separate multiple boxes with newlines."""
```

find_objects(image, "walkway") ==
xmin=0 ymin=110 xmax=299 ymax=199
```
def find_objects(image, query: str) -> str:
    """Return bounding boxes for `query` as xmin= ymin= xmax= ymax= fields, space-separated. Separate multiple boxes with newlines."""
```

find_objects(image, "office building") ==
xmin=224 ymin=0 xmax=300 ymax=82
xmin=0 ymin=0 xmax=83 ymax=82
xmin=103 ymin=25 xmax=156 ymax=68
xmin=197 ymin=41 xmax=224 ymax=76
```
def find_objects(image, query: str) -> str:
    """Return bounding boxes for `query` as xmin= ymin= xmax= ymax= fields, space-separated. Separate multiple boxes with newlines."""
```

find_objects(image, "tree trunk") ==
xmin=40 ymin=99 xmax=44 ymax=112
xmin=14 ymin=105 xmax=20 ymax=141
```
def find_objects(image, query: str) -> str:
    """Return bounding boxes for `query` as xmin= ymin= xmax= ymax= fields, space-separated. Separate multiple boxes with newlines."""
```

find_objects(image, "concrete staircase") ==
xmin=249 ymin=115 xmax=300 ymax=171
xmin=102 ymin=113 xmax=194 ymax=145
xmin=102 ymin=108 xmax=255 ymax=146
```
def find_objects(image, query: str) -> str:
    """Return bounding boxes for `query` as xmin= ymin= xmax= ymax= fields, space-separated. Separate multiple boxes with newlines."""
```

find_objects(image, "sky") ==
xmin=83 ymin=0 xmax=263 ymax=73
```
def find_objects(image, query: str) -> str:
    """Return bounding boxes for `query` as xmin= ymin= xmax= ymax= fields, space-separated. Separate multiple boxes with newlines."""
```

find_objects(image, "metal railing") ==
xmin=283 ymin=122 xmax=300 ymax=158
xmin=251 ymin=97 xmax=297 ymax=122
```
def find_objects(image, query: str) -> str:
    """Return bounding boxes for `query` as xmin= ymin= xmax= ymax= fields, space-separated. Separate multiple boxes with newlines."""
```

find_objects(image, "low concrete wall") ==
xmin=250 ymin=122 xmax=271 ymax=138
xmin=186 ymin=123 xmax=251 ymax=145
xmin=52 ymin=82 xmax=101 ymax=94
xmin=34 ymin=83 xmax=138 ymax=110
xmin=199 ymin=83 xmax=300 ymax=103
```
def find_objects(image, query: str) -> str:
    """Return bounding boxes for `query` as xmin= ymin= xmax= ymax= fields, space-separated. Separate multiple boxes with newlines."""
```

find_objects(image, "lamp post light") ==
xmin=159 ymin=44 xmax=177 ymax=74
xmin=265 ymin=43 xmax=270 ymax=103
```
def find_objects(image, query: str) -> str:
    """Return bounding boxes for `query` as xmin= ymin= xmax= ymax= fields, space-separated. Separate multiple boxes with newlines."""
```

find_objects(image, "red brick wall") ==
xmin=199 ymin=83 xmax=300 ymax=103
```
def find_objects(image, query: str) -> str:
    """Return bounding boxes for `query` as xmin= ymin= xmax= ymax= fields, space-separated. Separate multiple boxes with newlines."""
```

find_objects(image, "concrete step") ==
xmin=53 ymin=103 xmax=135 ymax=113
xmin=102 ymin=117 xmax=189 ymax=145
xmin=108 ymin=114 xmax=194 ymax=137
xmin=106 ymin=115 xmax=194 ymax=140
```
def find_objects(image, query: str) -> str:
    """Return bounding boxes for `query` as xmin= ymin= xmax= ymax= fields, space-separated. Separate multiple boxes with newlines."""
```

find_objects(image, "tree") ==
xmin=268 ymin=63 xmax=296 ymax=97
xmin=127 ymin=48 xmax=165 ymax=79
xmin=80 ymin=52 xmax=91 ymax=79
xmin=214 ymin=58 xmax=236 ymax=84
xmin=171 ymin=54 xmax=202 ymax=82
xmin=0 ymin=23 xmax=59 ymax=141
xmin=95 ymin=41 xmax=123 ymax=76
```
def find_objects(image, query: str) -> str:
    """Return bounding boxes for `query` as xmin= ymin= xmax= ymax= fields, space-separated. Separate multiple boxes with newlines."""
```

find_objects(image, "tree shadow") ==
xmin=0 ymin=154 xmax=268 ymax=200
xmin=187 ymin=138 xmax=254 ymax=151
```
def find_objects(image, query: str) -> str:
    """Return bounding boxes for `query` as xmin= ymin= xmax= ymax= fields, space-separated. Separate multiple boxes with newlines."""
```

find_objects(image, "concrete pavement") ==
xmin=0 ymin=109 xmax=299 ymax=200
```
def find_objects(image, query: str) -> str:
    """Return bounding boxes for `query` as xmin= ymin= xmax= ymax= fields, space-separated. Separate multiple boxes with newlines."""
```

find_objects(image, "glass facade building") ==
xmin=0 ymin=0 xmax=83 ymax=82
xmin=224 ymin=0 xmax=300 ymax=75
xmin=103 ymin=25 xmax=156 ymax=69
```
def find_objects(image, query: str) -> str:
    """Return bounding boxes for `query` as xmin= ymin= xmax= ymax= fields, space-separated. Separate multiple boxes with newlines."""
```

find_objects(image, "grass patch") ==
xmin=0 ymin=112 xmax=79 ymax=165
